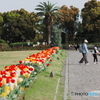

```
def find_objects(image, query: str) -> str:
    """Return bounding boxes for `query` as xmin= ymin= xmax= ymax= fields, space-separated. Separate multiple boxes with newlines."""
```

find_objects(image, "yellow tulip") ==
xmin=20 ymin=87 xmax=25 ymax=90
xmin=2 ymin=78 xmax=6 ymax=85
xmin=4 ymin=86 xmax=10 ymax=91
xmin=25 ymin=73 xmax=30 ymax=78
xmin=17 ymin=78 xmax=23 ymax=83
xmin=9 ymin=86 xmax=14 ymax=91
xmin=23 ymin=68 xmax=28 ymax=71
xmin=14 ymin=83 xmax=17 ymax=87
xmin=5 ymin=90 xmax=10 ymax=95
xmin=1 ymin=92 xmax=7 ymax=97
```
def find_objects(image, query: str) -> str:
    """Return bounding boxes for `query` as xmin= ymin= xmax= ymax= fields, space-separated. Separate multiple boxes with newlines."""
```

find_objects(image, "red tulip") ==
xmin=0 ymin=82 xmax=3 ymax=87
xmin=0 ymin=77 xmax=2 ymax=81
xmin=46 ymin=64 xmax=50 ymax=66
xmin=6 ymin=78 xmax=11 ymax=83
xmin=11 ymin=79 xmax=15 ymax=83
xmin=19 ymin=60 xmax=22 ymax=64
xmin=1 ymin=71 xmax=6 ymax=75
xmin=20 ymin=71 xmax=25 ymax=75
xmin=29 ymin=68 xmax=34 ymax=71
xmin=10 ymin=72 xmax=16 ymax=77
xmin=50 ymin=59 xmax=52 ymax=62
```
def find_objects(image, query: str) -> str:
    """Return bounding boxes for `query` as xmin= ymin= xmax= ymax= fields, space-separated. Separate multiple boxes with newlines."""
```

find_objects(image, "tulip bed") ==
xmin=0 ymin=47 xmax=60 ymax=100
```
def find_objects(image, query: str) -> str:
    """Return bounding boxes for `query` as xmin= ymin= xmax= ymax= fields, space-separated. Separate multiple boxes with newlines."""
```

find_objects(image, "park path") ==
xmin=64 ymin=50 xmax=100 ymax=100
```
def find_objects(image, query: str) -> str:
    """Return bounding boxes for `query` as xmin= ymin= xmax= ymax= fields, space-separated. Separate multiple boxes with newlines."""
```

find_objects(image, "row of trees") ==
xmin=0 ymin=9 xmax=39 ymax=43
xmin=0 ymin=0 xmax=100 ymax=46
xmin=0 ymin=1 xmax=79 ymax=46
xmin=77 ymin=0 xmax=100 ymax=43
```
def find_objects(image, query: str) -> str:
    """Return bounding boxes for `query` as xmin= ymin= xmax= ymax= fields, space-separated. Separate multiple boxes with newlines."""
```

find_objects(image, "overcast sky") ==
xmin=0 ymin=0 xmax=96 ymax=13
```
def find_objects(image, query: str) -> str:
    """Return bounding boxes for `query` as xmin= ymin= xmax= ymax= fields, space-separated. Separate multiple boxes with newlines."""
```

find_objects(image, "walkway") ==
xmin=64 ymin=50 xmax=100 ymax=100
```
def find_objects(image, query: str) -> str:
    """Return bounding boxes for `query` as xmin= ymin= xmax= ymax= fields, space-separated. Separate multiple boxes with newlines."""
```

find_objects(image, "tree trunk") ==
xmin=46 ymin=25 xmax=51 ymax=44
xmin=44 ymin=16 xmax=52 ymax=45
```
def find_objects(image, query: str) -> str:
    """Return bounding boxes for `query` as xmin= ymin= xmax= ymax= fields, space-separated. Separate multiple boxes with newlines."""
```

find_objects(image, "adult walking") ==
xmin=79 ymin=39 xmax=89 ymax=65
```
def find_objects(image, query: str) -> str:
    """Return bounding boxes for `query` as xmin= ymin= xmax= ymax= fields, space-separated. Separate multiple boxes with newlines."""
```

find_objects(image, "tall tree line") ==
xmin=76 ymin=0 xmax=100 ymax=43
xmin=0 ymin=1 xmax=79 ymax=45
xmin=0 ymin=9 xmax=39 ymax=43
xmin=1 ymin=0 xmax=100 ymax=45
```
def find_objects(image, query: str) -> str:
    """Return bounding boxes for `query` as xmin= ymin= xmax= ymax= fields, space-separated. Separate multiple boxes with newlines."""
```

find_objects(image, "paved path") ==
xmin=64 ymin=50 xmax=100 ymax=100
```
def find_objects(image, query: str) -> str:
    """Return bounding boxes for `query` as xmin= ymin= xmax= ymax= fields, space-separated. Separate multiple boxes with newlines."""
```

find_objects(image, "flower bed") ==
xmin=0 ymin=47 xmax=60 ymax=100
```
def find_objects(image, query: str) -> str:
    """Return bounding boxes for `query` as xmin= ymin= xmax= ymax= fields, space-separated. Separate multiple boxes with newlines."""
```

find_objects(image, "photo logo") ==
xmin=71 ymin=91 xmax=99 ymax=97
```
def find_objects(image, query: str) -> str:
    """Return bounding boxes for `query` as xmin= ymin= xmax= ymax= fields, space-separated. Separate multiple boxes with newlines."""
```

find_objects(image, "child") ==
xmin=92 ymin=47 xmax=100 ymax=64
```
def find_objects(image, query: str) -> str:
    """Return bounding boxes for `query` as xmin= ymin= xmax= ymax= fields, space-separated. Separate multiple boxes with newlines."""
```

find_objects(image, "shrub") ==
xmin=0 ymin=43 xmax=9 ymax=51
xmin=9 ymin=42 xmax=34 ymax=47
xmin=0 ymin=39 xmax=6 ymax=43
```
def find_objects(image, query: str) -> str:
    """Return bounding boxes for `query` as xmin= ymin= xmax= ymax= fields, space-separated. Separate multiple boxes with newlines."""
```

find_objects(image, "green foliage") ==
xmin=9 ymin=42 xmax=33 ymax=47
xmin=33 ymin=33 xmax=43 ymax=43
xmin=6 ymin=12 xmax=20 ymax=21
xmin=0 ymin=43 xmax=50 ymax=51
xmin=2 ymin=9 xmax=39 ymax=43
xmin=80 ymin=0 xmax=100 ymax=42
xmin=0 ymin=16 xmax=3 ymax=23
xmin=58 ymin=5 xmax=79 ymax=43
xmin=23 ymin=49 xmax=66 ymax=100
xmin=51 ymin=26 xmax=62 ymax=47
xmin=0 ymin=39 xmax=6 ymax=43
xmin=35 ymin=1 xmax=61 ymax=44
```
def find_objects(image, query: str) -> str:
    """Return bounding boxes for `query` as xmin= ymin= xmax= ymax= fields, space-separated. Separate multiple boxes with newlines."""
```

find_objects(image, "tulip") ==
xmin=20 ymin=87 xmax=25 ymax=90
xmin=2 ymin=78 xmax=6 ymax=85
xmin=5 ymin=89 xmax=10 ymax=95
xmin=14 ymin=83 xmax=17 ymax=87
xmin=24 ymin=73 xmax=30 ymax=78
xmin=4 ymin=85 xmax=10 ymax=91
xmin=0 ymin=82 xmax=3 ymax=87
xmin=29 ymin=67 xmax=34 ymax=71
xmin=11 ymin=79 xmax=15 ymax=83
xmin=9 ymin=86 xmax=14 ymax=91
xmin=6 ymin=78 xmax=11 ymax=83
xmin=46 ymin=64 xmax=50 ymax=66
xmin=0 ymin=77 xmax=3 ymax=81
xmin=17 ymin=77 xmax=23 ymax=83
xmin=1 ymin=92 xmax=7 ymax=97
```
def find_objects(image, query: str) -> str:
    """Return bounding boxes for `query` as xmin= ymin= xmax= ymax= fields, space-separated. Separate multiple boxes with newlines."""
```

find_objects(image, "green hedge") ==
xmin=0 ymin=39 xmax=6 ymax=43
xmin=0 ymin=45 xmax=50 ymax=51
xmin=9 ymin=42 xmax=34 ymax=47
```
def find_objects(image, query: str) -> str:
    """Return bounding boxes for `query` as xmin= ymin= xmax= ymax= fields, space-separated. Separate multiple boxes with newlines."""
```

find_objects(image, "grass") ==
xmin=0 ymin=50 xmax=41 ymax=70
xmin=0 ymin=49 xmax=66 ymax=100
xmin=23 ymin=49 xmax=66 ymax=100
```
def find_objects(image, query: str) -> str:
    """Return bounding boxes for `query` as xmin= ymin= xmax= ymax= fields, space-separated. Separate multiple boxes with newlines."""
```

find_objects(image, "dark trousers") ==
xmin=79 ymin=53 xmax=88 ymax=64
xmin=93 ymin=54 xmax=98 ymax=62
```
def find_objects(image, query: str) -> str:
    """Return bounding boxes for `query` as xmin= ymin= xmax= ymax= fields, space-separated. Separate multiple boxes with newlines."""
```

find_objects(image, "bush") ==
xmin=22 ymin=42 xmax=33 ymax=46
xmin=9 ymin=42 xmax=34 ymax=47
xmin=33 ymin=45 xmax=50 ymax=50
xmin=0 ymin=39 xmax=6 ymax=43
xmin=0 ymin=45 xmax=50 ymax=51
xmin=0 ymin=43 xmax=9 ymax=51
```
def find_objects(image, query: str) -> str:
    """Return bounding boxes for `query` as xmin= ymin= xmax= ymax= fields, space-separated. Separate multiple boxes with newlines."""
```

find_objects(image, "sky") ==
xmin=0 ymin=0 xmax=94 ymax=13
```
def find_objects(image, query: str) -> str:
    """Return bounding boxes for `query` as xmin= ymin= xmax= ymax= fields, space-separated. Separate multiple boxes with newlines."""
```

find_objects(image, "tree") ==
xmin=2 ymin=11 xmax=20 ymax=42
xmin=2 ymin=9 xmax=39 ymax=43
xmin=58 ymin=5 xmax=79 ymax=43
xmin=81 ymin=0 xmax=100 ymax=42
xmin=51 ymin=25 xmax=62 ymax=47
xmin=0 ymin=13 xmax=4 ymax=39
xmin=35 ymin=1 xmax=61 ymax=44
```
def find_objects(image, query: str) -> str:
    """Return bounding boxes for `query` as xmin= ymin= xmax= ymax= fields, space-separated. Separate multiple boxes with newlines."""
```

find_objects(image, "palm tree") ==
xmin=35 ymin=1 xmax=61 ymax=44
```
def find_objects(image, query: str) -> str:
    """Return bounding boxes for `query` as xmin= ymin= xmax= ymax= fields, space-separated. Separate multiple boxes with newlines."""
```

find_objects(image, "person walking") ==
xmin=79 ymin=39 xmax=89 ymax=65
xmin=92 ymin=47 xmax=100 ymax=64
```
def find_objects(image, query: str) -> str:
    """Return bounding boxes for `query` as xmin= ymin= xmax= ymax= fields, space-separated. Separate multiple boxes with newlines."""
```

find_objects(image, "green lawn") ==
xmin=23 ymin=49 xmax=66 ymax=100
xmin=0 ymin=50 xmax=41 ymax=70
xmin=0 ymin=49 xmax=66 ymax=100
